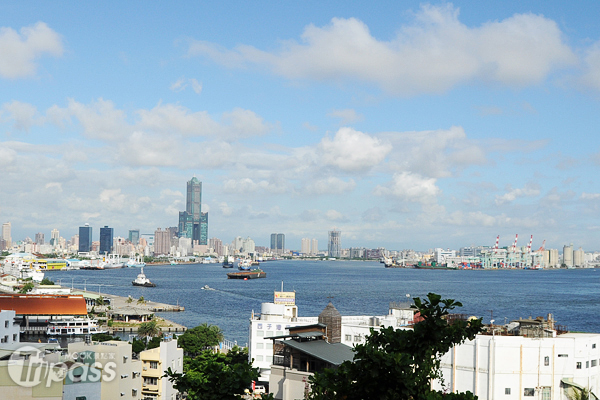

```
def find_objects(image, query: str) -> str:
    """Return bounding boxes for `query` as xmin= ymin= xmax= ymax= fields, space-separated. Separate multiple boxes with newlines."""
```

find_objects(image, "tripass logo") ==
xmin=8 ymin=345 xmax=117 ymax=388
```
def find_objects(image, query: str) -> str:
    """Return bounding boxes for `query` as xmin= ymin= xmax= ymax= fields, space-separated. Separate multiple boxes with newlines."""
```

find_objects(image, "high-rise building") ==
xmin=99 ymin=226 xmax=114 ymax=255
xmin=1 ymin=222 xmax=11 ymax=249
xmin=312 ymin=239 xmax=318 ymax=255
xmin=563 ymin=244 xmax=573 ymax=267
xmin=154 ymin=228 xmax=170 ymax=255
xmin=209 ymin=238 xmax=223 ymax=256
xmin=129 ymin=229 xmax=140 ymax=245
xmin=301 ymin=238 xmax=310 ymax=254
xmin=200 ymin=212 xmax=208 ymax=246
xmin=270 ymin=233 xmax=285 ymax=254
xmin=573 ymin=247 xmax=585 ymax=267
xmin=179 ymin=177 xmax=208 ymax=245
xmin=328 ymin=230 xmax=341 ymax=258
xmin=79 ymin=224 xmax=92 ymax=252
xmin=50 ymin=229 xmax=59 ymax=246
xmin=35 ymin=232 xmax=45 ymax=245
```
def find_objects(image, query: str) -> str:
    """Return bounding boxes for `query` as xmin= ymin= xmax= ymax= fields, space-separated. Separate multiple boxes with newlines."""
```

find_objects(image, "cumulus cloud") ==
xmin=382 ymin=126 xmax=485 ymax=178
xmin=494 ymin=184 xmax=541 ymax=205
xmin=1 ymin=101 xmax=39 ymax=131
xmin=581 ymin=192 xmax=600 ymax=200
xmin=374 ymin=172 xmax=440 ymax=203
xmin=219 ymin=202 xmax=233 ymax=216
xmin=327 ymin=109 xmax=364 ymax=125
xmin=188 ymin=5 xmax=575 ymax=95
xmin=0 ymin=22 xmax=64 ymax=79
xmin=579 ymin=41 xmax=600 ymax=91
xmin=305 ymin=177 xmax=356 ymax=195
xmin=222 ymin=178 xmax=289 ymax=194
xmin=319 ymin=127 xmax=391 ymax=172
xmin=325 ymin=209 xmax=345 ymax=221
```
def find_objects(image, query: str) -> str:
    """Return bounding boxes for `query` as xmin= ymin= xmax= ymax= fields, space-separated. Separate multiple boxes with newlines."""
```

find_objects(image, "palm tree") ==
xmin=567 ymin=387 xmax=591 ymax=400
xmin=137 ymin=320 xmax=161 ymax=340
xmin=137 ymin=296 xmax=146 ymax=305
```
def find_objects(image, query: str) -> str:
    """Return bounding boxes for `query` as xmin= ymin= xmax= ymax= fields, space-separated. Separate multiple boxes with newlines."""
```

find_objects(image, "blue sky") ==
xmin=2 ymin=1 xmax=600 ymax=251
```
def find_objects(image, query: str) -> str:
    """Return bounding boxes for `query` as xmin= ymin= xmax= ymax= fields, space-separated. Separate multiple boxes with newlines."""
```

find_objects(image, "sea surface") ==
xmin=46 ymin=260 xmax=600 ymax=344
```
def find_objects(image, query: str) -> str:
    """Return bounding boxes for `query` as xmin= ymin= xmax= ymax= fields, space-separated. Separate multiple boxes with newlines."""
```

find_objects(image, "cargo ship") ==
xmin=227 ymin=269 xmax=266 ymax=279
xmin=414 ymin=261 xmax=457 ymax=270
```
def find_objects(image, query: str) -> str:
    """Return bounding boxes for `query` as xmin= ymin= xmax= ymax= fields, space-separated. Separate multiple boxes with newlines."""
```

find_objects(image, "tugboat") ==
xmin=227 ymin=269 xmax=266 ymax=279
xmin=132 ymin=267 xmax=156 ymax=287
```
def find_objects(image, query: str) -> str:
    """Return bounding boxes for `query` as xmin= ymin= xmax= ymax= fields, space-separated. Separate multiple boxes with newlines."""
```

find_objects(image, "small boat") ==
xmin=132 ymin=267 xmax=156 ymax=287
xmin=238 ymin=258 xmax=252 ymax=270
xmin=201 ymin=285 xmax=215 ymax=290
xmin=227 ymin=269 xmax=266 ymax=279
xmin=125 ymin=254 xmax=146 ymax=268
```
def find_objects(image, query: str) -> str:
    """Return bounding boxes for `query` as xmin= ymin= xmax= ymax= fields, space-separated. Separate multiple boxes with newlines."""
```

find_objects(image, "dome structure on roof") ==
xmin=318 ymin=301 xmax=342 ymax=343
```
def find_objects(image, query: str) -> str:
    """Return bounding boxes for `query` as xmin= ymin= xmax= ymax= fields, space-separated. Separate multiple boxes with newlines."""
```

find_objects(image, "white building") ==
xmin=435 ymin=332 xmax=600 ymax=400
xmin=68 ymin=340 xmax=142 ymax=400
xmin=0 ymin=310 xmax=19 ymax=345
xmin=435 ymin=248 xmax=457 ymax=264
xmin=249 ymin=293 xmax=417 ymax=383
xmin=139 ymin=336 xmax=183 ymax=400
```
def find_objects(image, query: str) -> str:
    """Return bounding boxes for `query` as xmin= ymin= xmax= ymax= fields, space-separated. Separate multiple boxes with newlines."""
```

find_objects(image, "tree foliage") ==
xmin=178 ymin=323 xmax=224 ymax=357
xmin=92 ymin=333 xmax=121 ymax=342
xmin=17 ymin=282 xmax=34 ymax=293
xmin=165 ymin=346 xmax=258 ymax=400
xmin=40 ymin=278 xmax=54 ymax=285
xmin=308 ymin=293 xmax=483 ymax=400
xmin=138 ymin=320 xmax=162 ymax=339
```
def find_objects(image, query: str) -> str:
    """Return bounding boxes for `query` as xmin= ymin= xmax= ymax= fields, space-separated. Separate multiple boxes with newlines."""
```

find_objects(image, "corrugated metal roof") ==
xmin=0 ymin=294 xmax=87 ymax=315
xmin=279 ymin=339 xmax=354 ymax=366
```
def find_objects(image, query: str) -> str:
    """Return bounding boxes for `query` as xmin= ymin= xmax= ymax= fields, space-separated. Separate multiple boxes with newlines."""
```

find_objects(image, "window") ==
xmin=524 ymin=388 xmax=535 ymax=396
xmin=345 ymin=335 xmax=351 ymax=341
xmin=256 ymin=330 xmax=264 ymax=337
xmin=255 ymin=355 xmax=263 ymax=362
xmin=76 ymin=397 xmax=87 ymax=400
xmin=144 ymin=377 xmax=158 ymax=385
xmin=256 ymin=343 xmax=264 ymax=349
xmin=576 ymin=362 xmax=582 ymax=369
xmin=354 ymin=335 xmax=360 ymax=342
xmin=150 ymin=361 xmax=158 ymax=369
xmin=593 ymin=344 xmax=597 ymax=349
xmin=586 ymin=361 xmax=589 ymax=368
xmin=505 ymin=388 xmax=511 ymax=395
xmin=4 ymin=321 xmax=8 ymax=328
xmin=544 ymin=356 xmax=549 ymax=366
xmin=542 ymin=387 xmax=551 ymax=400
xmin=12 ymin=334 xmax=17 ymax=342
xmin=592 ymin=360 xmax=597 ymax=367
xmin=558 ymin=354 xmax=568 ymax=357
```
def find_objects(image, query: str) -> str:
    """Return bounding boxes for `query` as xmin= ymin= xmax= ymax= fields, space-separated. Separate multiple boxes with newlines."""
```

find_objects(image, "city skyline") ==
xmin=2 ymin=2 xmax=600 ymax=250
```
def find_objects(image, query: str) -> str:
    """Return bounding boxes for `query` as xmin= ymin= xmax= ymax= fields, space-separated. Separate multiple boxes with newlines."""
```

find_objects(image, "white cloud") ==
xmin=1 ymin=101 xmax=39 ymax=131
xmin=495 ymin=184 xmax=540 ymax=205
xmin=0 ymin=22 xmax=64 ymax=79
xmin=374 ymin=172 xmax=440 ymax=203
xmin=325 ymin=209 xmax=345 ymax=221
xmin=581 ymin=192 xmax=600 ymax=200
xmin=188 ymin=5 xmax=575 ymax=95
xmin=222 ymin=178 xmax=289 ymax=194
xmin=319 ymin=127 xmax=391 ymax=172
xmin=579 ymin=41 xmax=600 ymax=91
xmin=305 ymin=177 xmax=356 ymax=195
xmin=190 ymin=78 xmax=203 ymax=94
xmin=327 ymin=109 xmax=364 ymax=125
xmin=170 ymin=77 xmax=187 ymax=92
xmin=219 ymin=202 xmax=233 ymax=216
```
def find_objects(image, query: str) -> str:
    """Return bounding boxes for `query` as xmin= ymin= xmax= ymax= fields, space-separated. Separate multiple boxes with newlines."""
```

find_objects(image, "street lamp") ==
xmin=83 ymin=279 xmax=87 ymax=291
xmin=490 ymin=319 xmax=495 ymax=337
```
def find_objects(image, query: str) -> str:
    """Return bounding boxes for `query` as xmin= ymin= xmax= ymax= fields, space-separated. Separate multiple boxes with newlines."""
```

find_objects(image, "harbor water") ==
xmin=46 ymin=260 xmax=600 ymax=345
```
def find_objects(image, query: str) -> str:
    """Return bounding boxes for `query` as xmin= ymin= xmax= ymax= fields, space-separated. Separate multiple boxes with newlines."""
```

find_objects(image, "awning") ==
xmin=561 ymin=378 xmax=598 ymax=400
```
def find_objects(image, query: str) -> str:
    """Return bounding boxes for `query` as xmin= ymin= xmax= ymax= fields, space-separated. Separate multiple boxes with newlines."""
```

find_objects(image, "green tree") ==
xmin=131 ymin=337 xmax=147 ymax=354
xmin=178 ymin=323 xmax=225 ymax=357
xmin=567 ymin=387 xmax=592 ymax=400
xmin=92 ymin=333 xmax=121 ymax=342
xmin=40 ymin=278 xmax=54 ymax=285
xmin=18 ymin=282 xmax=34 ymax=293
xmin=138 ymin=320 xmax=162 ymax=339
xmin=308 ymin=293 xmax=483 ymax=400
xmin=126 ymin=295 xmax=133 ymax=304
xmin=137 ymin=296 xmax=145 ymax=305
xmin=165 ymin=347 xmax=259 ymax=400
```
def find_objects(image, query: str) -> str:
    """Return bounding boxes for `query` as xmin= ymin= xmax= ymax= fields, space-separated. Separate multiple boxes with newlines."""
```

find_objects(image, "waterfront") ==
xmin=45 ymin=260 xmax=600 ymax=344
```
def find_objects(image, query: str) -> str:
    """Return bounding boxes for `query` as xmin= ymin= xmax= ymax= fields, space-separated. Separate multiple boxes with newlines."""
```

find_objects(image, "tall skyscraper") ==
xmin=209 ymin=237 xmax=223 ymax=256
xmin=79 ymin=224 xmax=92 ymax=252
xmin=563 ymin=244 xmax=573 ymax=267
xmin=154 ymin=228 xmax=170 ymax=255
xmin=311 ymin=239 xmax=318 ymax=255
xmin=179 ymin=177 xmax=208 ymax=245
xmin=35 ymin=233 xmax=44 ymax=245
xmin=301 ymin=238 xmax=310 ymax=254
xmin=328 ymin=230 xmax=341 ymax=258
xmin=270 ymin=233 xmax=285 ymax=254
xmin=50 ymin=229 xmax=59 ymax=246
xmin=129 ymin=229 xmax=140 ymax=245
xmin=2 ymin=222 xmax=11 ymax=248
xmin=99 ymin=226 xmax=114 ymax=255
